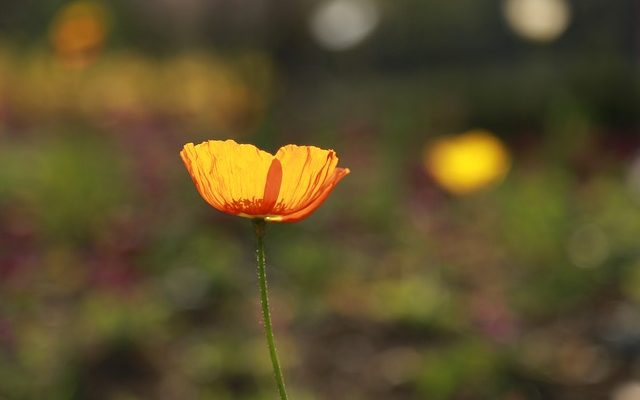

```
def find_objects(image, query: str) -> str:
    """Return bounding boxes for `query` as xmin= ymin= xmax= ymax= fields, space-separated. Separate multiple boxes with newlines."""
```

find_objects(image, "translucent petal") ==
xmin=273 ymin=145 xmax=338 ymax=213
xmin=180 ymin=140 xmax=274 ymax=216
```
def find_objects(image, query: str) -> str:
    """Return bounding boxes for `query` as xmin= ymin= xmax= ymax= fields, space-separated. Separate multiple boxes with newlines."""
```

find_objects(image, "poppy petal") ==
xmin=267 ymin=167 xmax=350 ymax=222
xmin=181 ymin=140 xmax=274 ymax=216
xmin=273 ymin=145 xmax=339 ymax=213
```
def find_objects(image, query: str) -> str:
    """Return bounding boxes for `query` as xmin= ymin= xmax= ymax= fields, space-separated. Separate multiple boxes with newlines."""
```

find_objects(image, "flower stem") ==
xmin=253 ymin=219 xmax=289 ymax=400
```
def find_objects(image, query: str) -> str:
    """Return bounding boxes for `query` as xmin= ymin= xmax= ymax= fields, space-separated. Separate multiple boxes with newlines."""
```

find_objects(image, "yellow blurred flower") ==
xmin=80 ymin=53 xmax=157 ymax=116
xmin=161 ymin=54 xmax=254 ymax=132
xmin=0 ymin=45 xmax=270 ymax=130
xmin=49 ymin=1 xmax=109 ymax=68
xmin=424 ymin=130 xmax=511 ymax=195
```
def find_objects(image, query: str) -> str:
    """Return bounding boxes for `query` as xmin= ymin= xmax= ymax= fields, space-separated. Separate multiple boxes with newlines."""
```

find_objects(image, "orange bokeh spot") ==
xmin=49 ymin=1 xmax=109 ymax=68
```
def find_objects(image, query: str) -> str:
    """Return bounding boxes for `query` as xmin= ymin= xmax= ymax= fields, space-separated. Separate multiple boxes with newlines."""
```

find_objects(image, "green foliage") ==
xmin=0 ymin=133 xmax=132 ymax=242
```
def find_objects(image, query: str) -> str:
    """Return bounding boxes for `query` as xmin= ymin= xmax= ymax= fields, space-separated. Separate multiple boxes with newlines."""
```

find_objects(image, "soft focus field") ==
xmin=0 ymin=1 xmax=639 ymax=399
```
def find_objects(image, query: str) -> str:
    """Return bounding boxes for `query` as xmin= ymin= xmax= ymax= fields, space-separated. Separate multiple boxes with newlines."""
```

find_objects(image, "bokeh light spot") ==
xmin=626 ymin=152 xmax=640 ymax=201
xmin=567 ymin=223 xmax=609 ymax=269
xmin=503 ymin=0 xmax=571 ymax=43
xmin=612 ymin=382 xmax=640 ymax=400
xmin=423 ymin=130 xmax=511 ymax=195
xmin=310 ymin=0 xmax=380 ymax=51
xmin=49 ymin=1 xmax=110 ymax=68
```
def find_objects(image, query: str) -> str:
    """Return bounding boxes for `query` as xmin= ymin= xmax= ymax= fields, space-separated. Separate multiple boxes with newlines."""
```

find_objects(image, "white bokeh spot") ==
xmin=310 ymin=0 xmax=380 ymax=51
xmin=503 ymin=0 xmax=571 ymax=43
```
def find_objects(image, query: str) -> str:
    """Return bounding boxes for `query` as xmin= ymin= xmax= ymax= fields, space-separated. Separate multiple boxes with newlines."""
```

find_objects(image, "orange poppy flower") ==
xmin=181 ymin=140 xmax=350 ymax=222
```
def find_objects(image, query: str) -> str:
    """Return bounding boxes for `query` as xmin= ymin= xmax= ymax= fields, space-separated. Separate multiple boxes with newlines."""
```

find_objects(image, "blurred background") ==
xmin=0 ymin=0 xmax=639 ymax=399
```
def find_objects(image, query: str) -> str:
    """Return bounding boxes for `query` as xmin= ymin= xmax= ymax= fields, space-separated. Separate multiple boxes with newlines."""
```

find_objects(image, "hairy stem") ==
xmin=253 ymin=219 xmax=289 ymax=400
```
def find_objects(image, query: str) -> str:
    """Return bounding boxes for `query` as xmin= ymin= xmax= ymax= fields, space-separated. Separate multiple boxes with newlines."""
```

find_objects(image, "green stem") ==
xmin=253 ymin=219 xmax=289 ymax=400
